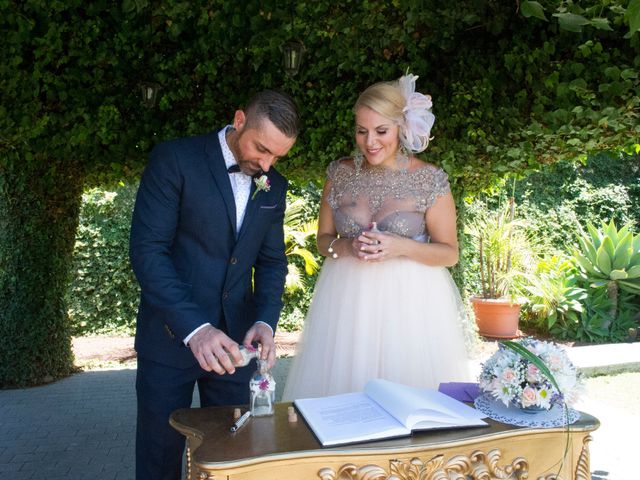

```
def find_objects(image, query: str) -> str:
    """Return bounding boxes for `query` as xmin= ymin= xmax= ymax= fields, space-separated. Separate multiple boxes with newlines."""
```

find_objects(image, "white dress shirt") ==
xmin=219 ymin=126 xmax=252 ymax=231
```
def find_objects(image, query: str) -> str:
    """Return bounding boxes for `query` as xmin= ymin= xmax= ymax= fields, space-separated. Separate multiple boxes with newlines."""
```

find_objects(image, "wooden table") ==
xmin=170 ymin=403 xmax=599 ymax=480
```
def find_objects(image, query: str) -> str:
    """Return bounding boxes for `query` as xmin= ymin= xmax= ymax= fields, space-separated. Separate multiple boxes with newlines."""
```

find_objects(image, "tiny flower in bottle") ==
xmin=249 ymin=359 xmax=275 ymax=416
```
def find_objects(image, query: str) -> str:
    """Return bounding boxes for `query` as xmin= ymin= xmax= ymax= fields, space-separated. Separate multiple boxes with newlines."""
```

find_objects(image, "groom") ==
xmin=129 ymin=90 xmax=299 ymax=480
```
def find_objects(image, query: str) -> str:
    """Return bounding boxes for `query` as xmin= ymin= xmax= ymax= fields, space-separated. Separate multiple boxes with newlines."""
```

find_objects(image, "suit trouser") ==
xmin=135 ymin=356 xmax=253 ymax=480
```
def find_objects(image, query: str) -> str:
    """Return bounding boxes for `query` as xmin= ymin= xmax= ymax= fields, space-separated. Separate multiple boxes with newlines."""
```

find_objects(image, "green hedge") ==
xmin=0 ymin=154 xmax=81 ymax=387
xmin=67 ymin=185 xmax=140 ymax=336
xmin=466 ymin=151 xmax=640 ymax=254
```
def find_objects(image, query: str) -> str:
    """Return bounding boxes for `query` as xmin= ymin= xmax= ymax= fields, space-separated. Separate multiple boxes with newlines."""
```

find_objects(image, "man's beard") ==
xmin=229 ymin=131 xmax=262 ymax=176
xmin=237 ymin=158 xmax=262 ymax=177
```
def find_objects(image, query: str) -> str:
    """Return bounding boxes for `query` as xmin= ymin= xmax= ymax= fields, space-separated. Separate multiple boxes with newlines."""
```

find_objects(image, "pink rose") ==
xmin=526 ymin=363 xmax=540 ymax=383
xmin=521 ymin=386 xmax=538 ymax=407
xmin=501 ymin=368 xmax=516 ymax=383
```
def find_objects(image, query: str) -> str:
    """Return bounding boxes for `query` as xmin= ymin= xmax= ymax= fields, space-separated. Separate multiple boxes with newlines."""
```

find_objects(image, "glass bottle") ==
xmin=369 ymin=221 xmax=381 ymax=245
xmin=249 ymin=359 xmax=275 ymax=417
xmin=229 ymin=345 xmax=259 ymax=367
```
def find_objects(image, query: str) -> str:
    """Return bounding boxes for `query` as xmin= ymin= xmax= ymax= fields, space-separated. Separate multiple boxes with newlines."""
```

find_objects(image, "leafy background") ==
xmin=2 ymin=0 xmax=640 ymax=385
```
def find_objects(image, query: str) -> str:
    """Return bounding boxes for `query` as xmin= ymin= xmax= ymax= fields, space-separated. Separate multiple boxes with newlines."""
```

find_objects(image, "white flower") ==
xmin=251 ymin=175 xmax=271 ymax=200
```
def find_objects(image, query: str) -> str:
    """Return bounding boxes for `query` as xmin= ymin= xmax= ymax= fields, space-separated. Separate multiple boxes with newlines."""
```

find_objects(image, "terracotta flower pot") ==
xmin=470 ymin=297 xmax=521 ymax=339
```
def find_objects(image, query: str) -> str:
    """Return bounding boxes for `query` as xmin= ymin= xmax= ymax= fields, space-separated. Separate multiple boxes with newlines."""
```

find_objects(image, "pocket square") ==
xmin=259 ymin=204 xmax=278 ymax=209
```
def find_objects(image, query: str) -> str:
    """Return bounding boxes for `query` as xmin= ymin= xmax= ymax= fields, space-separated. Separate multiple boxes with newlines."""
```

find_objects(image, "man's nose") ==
xmin=258 ymin=156 xmax=275 ymax=172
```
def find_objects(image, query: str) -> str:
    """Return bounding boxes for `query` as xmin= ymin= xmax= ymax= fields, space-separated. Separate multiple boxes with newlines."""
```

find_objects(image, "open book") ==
xmin=294 ymin=379 xmax=488 ymax=447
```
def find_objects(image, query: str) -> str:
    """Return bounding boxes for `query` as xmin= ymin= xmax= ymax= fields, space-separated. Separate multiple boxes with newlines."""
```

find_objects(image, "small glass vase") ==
xmin=249 ymin=359 xmax=275 ymax=417
xmin=514 ymin=402 xmax=547 ymax=414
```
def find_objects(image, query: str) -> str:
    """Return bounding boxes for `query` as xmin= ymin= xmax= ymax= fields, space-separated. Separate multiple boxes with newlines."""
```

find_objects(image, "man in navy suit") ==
xmin=130 ymin=90 xmax=299 ymax=480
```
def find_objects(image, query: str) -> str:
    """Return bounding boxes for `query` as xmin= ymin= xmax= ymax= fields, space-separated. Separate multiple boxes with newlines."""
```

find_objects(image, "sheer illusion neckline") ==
xmin=327 ymin=157 xmax=451 ymax=239
xmin=359 ymin=155 xmax=413 ymax=173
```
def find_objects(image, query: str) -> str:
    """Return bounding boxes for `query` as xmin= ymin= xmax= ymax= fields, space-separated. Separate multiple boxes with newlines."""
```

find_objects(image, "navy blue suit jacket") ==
xmin=130 ymin=130 xmax=288 ymax=369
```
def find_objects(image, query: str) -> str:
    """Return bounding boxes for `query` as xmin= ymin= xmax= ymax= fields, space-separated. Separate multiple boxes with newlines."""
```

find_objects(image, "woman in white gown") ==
xmin=282 ymin=74 xmax=471 ymax=401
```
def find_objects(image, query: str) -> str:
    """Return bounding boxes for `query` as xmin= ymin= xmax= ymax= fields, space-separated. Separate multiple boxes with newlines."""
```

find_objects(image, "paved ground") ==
xmin=1 ymin=338 xmax=638 ymax=479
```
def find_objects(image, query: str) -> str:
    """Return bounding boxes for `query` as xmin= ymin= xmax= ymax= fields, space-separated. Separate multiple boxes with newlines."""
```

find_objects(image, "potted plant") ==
xmin=465 ymin=199 xmax=537 ymax=338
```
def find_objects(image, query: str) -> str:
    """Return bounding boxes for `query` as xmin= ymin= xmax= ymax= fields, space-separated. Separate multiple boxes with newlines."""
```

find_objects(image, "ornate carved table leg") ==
xmin=317 ymin=449 xmax=532 ymax=480
xmin=574 ymin=435 xmax=593 ymax=480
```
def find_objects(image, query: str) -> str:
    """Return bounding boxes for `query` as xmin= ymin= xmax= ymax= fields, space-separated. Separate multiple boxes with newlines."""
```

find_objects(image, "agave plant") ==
xmin=573 ymin=220 xmax=640 ymax=323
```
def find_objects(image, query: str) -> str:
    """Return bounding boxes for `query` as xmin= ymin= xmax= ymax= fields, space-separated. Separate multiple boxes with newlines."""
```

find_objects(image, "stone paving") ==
xmin=1 ymin=342 xmax=639 ymax=479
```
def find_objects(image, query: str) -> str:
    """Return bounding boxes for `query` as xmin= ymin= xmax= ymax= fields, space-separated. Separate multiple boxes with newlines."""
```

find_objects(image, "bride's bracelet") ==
xmin=327 ymin=237 xmax=339 ymax=259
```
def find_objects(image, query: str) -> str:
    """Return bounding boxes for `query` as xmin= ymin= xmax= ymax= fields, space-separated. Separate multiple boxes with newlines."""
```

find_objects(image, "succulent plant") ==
xmin=573 ymin=220 xmax=640 ymax=325
xmin=574 ymin=220 xmax=640 ymax=294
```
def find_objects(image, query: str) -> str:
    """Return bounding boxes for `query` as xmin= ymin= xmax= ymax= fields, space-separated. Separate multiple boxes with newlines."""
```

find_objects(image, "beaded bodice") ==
xmin=326 ymin=158 xmax=450 ymax=240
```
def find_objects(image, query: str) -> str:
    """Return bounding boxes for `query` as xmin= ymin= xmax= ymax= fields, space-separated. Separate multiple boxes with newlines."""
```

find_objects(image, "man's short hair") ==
xmin=244 ymin=90 xmax=300 ymax=138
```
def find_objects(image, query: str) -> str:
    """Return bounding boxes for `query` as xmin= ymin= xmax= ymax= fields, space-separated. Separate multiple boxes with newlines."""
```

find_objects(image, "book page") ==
xmin=294 ymin=391 xmax=410 ymax=446
xmin=364 ymin=379 xmax=487 ymax=430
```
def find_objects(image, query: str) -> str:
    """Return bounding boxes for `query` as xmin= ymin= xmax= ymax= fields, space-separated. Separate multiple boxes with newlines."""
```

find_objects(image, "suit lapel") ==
xmin=205 ymin=132 xmax=238 ymax=236
xmin=237 ymin=178 xmax=258 ymax=241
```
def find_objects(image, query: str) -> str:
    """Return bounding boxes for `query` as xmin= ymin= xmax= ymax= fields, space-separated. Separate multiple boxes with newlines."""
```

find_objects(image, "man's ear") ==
xmin=233 ymin=110 xmax=246 ymax=131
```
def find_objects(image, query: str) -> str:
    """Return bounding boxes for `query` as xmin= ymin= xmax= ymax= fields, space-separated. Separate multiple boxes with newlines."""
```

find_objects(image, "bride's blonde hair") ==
xmin=354 ymin=75 xmax=435 ymax=153
xmin=354 ymin=82 xmax=405 ymax=126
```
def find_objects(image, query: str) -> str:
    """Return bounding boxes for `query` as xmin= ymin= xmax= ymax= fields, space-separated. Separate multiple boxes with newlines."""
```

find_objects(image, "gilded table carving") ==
xmin=318 ymin=449 xmax=530 ymax=480
xmin=170 ymin=403 xmax=599 ymax=480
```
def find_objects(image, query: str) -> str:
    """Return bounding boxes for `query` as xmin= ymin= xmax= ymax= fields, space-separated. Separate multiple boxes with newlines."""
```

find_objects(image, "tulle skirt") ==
xmin=282 ymin=256 xmax=472 ymax=401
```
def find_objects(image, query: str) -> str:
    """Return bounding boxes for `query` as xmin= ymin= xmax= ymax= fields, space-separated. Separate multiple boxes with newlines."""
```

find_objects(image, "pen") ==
xmin=230 ymin=411 xmax=251 ymax=433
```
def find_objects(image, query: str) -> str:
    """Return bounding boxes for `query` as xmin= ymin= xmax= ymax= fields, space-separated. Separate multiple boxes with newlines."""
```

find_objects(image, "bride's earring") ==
xmin=397 ymin=145 xmax=409 ymax=170
xmin=352 ymin=150 xmax=364 ymax=173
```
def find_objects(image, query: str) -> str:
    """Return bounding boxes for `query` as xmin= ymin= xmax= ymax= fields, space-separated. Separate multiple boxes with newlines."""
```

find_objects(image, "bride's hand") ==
xmin=350 ymin=237 xmax=368 ymax=257
xmin=358 ymin=231 xmax=402 ymax=261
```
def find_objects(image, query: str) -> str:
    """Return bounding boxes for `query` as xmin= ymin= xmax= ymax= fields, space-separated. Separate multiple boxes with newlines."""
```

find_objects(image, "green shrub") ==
xmin=67 ymin=183 xmax=140 ymax=335
xmin=280 ymin=182 xmax=322 ymax=332
xmin=509 ymin=151 xmax=639 ymax=252
xmin=521 ymin=256 xmax=588 ymax=333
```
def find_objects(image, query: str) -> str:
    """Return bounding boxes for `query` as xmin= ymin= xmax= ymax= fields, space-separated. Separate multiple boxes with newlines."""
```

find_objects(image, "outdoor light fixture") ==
xmin=140 ymin=82 xmax=161 ymax=108
xmin=282 ymin=40 xmax=304 ymax=76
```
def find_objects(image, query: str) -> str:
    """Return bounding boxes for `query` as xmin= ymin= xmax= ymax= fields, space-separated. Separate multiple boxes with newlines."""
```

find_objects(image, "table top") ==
xmin=170 ymin=402 xmax=599 ymax=467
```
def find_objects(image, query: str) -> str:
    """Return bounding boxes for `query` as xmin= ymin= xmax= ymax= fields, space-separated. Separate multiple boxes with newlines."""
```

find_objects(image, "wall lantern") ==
xmin=140 ymin=82 xmax=161 ymax=108
xmin=281 ymin=40 xmax=305 ymax=76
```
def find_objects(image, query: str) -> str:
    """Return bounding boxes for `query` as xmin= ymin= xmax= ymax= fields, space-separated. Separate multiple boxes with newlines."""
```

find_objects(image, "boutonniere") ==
xmin=251 ymin=174 xmax=271 ymax=200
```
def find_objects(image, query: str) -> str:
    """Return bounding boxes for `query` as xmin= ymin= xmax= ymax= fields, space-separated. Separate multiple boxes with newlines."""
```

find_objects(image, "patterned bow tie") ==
xmin=227 ymin=164 xmax=241 ymax=173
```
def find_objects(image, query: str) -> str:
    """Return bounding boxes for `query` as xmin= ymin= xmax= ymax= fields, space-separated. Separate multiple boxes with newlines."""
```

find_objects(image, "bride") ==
xmin=283 ymin=73 xmax=472 ymax=400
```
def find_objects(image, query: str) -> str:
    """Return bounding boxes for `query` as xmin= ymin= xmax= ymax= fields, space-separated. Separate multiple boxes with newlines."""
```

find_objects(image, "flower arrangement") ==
xmin=478 ymin=338 xmax=583 ymax=410
xmin=252 ymin=174 xmax=270 ymax=200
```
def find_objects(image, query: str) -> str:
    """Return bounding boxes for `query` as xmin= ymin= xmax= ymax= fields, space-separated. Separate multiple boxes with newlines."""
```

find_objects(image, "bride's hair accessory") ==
xmin=397 ymin=73 xmax=435 ymax=153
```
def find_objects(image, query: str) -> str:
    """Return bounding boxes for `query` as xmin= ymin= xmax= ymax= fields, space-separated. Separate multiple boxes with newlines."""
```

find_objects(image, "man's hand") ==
xmin=188 ymin=325 xmax=240 ymax=375
xmin=243 ymin=323 xmax=276 ymax=370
